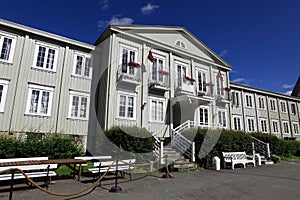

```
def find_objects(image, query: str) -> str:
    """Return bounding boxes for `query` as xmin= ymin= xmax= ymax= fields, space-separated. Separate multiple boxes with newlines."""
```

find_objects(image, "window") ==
xmin=117 ymin=91 xmax=136 ymax=119
xmin=175 ymin=40 xmax=186 ymax=49
xmin=258 ymin=96 xmax=265 ymax=109
xmin=120 ymin=45 xmax=138 ymax=76
xmin=0 ymin=80 xmax=9 ymax=112
xmin=231 ymin=91 xmax=240 ymax=106
xmin=260 ymin=118 xmax=268 ymax=133
xmin=0 ymin=32 xmax=16 ymax=63
xmin=291 ymin=103 xmax=297 ymax=115
xmin=270 ymin=99 xmax=276 ymax=111
xmin=33 ymin=42 xmax=58 ymax=71
xmin=280 ymin=101 xmax=287 ymax=113
xmin=272 ymin=120 xmax=279 ymax=134
xmin=216 ymin=72 xmax=224 ymax=96
xmin=282 ymin=121 xmax=290 ymax=134
xmin=197 ymin=70 xmax=207 ymax=94
xmin=218 ymin=109 xmax=227 ymax=128
xmin=73 ymin=53 xmax=92 ymax=78
xmin=233 ymin=116 xmax=242 ymax=131
xmin=149 ymin=97 xmax=165 ymax=122
xmin=176 ymin=63 xmax=187 ymax=87
xmin=199 ymin=106 xmax=209 ymax=126
xmin=245 ymin=94 xmax=253 ymax=108
xmin=292 ymin=122 xmax=299 ymax=135
xmin=25 ymin=84 xmax=54 ymax=116
xmin=68 ymin=91 xmax=90 ymax=120
xmin=151 ymin=56 xmax=165 ymax=83
xmin=247 ymin=117 xmax=255 ymax=132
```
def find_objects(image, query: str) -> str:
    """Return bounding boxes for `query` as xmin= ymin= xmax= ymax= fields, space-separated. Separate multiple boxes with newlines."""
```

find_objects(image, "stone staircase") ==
xmin=163 ymin=146 xmax=197 ymax=170
xmin=260 ymin=155 xmax=274 ymax=165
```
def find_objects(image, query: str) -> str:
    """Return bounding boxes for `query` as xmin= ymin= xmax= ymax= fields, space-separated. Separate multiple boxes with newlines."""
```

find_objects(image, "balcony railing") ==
xmin=148 ymin=72 xmax=170 ymax=89
xmin=117 ymin=64 xmax=141 ymax=83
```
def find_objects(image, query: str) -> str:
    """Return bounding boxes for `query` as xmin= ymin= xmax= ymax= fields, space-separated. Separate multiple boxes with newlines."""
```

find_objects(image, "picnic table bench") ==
xmin=222 ymin=152 xmax=255 ymax=170
xmin=88 ymin=159 xmax=136 ymax=184
xmin=0 ymin=157 xmax=57 ymax=185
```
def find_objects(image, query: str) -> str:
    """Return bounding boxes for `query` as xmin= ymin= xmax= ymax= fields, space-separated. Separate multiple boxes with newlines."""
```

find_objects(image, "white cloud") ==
xmin=283 ymin=90 xmax=292 ymax=95
xmin=99 ymin=0 xmax=109 ymax=10
xmin=219 ymin=49 xmax=228 ymax=57
xmin=98 ymin=16 xmax=134 ymax=30
xmin=141 ymin=3 xmax=159 ymax=15
xmin=282 ymin=84 xmax=294 ymax=89
xmin=231 ymin=78 xmax=253 ymax=85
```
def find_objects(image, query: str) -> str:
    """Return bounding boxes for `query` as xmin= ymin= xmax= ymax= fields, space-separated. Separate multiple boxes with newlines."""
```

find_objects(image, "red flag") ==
xmin=147 ymin=50 xmax=154 ymax=62
xmin=217 ymin=70 xmax=223 ymax=82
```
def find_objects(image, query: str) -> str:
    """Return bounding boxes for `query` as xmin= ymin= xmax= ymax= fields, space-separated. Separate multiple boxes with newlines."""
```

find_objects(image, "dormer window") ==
xmin=175 ymin=40 xmax=186 ymax=49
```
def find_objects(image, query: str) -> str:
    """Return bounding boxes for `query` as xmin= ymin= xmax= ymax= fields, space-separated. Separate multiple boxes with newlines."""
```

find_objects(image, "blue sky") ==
xmin=1 ymin=0 xmax=299 ymax=95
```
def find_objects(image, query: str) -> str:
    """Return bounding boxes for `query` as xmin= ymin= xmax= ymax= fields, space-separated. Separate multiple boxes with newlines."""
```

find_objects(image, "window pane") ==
xmin=80 ymin=97 xmax=87 ymax=118
xmin=152 ymin=58 xmax=157 ymax=81
xmin=46 ymin=48 xmax=55 ymax=69
xmin=0 ymin=38 xmax=12 ymax=60
xmin=75 ymin=56 xmax=83 ymax=75
xmin=129 ymin=51 xmax=135 ymax=75
xmin=127 ymin=96 xmax=134 ymax=118
xmin=71 ymin=96 xmax=79 ymax=117
xmin=198 ymin=71 xmax=202 ymax=91
xmin=29 ymin=90 xmax=40 ymax=113
xmin=158 ymin=59 xmax=163 ymax=82
xmin=0 ymin=85 xmax=3 ymax=103
xmin=122 ymin=49 xmax=128 ymax=73
xmin=158 ymin=102 xmax=163 ymax=121
xmin=36 ymin=46 xmax=46 ymax=67
xmin=84 ymin=57 xmax=90 ymax=77
xmin=119 ymin=95 xmax=126 ymax=117
xmin=40 ymin=91 xmax=49 ymax=114
xmin=151 ymin=100 xmax=157 ymax=121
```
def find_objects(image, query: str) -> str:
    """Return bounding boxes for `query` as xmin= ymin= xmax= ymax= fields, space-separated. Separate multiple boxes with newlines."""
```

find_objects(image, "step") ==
xmin=262 ymin=160 xmax=274 ymax=165
xmin=174 ymin=163 xmax=197 ymax=169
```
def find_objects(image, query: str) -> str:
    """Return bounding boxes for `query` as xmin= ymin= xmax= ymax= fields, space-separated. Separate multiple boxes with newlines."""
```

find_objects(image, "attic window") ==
xmin=175 ymin=40 xmax=186 ymax=49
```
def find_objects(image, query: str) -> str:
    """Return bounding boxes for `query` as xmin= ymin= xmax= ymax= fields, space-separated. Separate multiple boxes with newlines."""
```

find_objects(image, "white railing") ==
xmin=251 ymin=136 xmax=271 ymax=158
xmin=154 ymin=137 xmax=164 ymax=164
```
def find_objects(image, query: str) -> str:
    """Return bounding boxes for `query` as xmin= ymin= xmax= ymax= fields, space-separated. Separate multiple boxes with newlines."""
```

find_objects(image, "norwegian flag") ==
xmin=217 ymin=69 xmax=223 ymax=82
xmin=147 ymin=50 xmax=154 ymax=62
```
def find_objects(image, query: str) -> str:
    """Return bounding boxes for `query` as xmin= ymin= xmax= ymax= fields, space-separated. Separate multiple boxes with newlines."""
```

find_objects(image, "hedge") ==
xmin=0 ymin=133 xmax=83 ymax=159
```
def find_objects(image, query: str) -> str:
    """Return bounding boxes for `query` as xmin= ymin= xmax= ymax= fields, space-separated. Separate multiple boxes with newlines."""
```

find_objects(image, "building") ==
xmin=1 ymin=20 xmax=299 ymax=155
xmin=0 ymin=19 xmax=94 ymax=147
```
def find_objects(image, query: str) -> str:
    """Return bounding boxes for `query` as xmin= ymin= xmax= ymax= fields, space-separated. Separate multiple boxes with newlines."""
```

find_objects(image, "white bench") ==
xmin=89 ymin=159 xmax=136 ymax=182
xmin=222 ymin=152 xmax=255 ymax=170
xmin=0 ymin=157 xmax=57 ymax=185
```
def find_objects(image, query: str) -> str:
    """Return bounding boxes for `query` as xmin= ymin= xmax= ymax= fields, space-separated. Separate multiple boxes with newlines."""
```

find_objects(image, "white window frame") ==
xmin=25 ymin=84 xmax=54 ymax=117
xmin=282 ymin=121 xmax=290 ymax=134
xmin=290 ymin=103 xmax=297 ymax=115
xmin=270 ymin=98 xmax=277 ymax=111
xmin=32 ymin=42 xmax=58 ymax=72
xmin=176 ymin=61 xmax=188 ymax=87
xmin=72 ymin=52 xmax=92 ymax=79
xmin=232 ymin=115 xmax=242 ymax=131
xmin=0 ymin=32 xmax=16 ymax=63
xmin=245 ymin=94 xmax=253 ymax=108
xmin=216 ymin=72 xmax=224 ymax=96
xmin=119 ymin=44 xmax=138 ymax=77
xmin=280 ymin=101 xmax=287 ymax=113
xmin=116 ymin=90 xmax=137 ymax=120
xmin=196 ymin=69 xmax=208 ymax=94
xmin=231 ymin=91 xmax=240 ymax=107
xmin=151 ymin=54 xmax=166 ymax=84
xmin=258 ymin=96 xmax=265 ymax=110
xmin=260 ymin=118 xmax=268 ymax=133
xmin=247 ymin=117 xmax=256 ymax=132
xmin=272 ymin=120 xmax=279 ymax=134
xmin=199 ymin=105 xmax=210 ymax=126
xmin=68 ymin=91 xmax=90 ymax=120
xmin=0 ymin=79 xmax=9 ymax=112
xmin=149 ymin=96 xmax=165 ymax=123
xmin=218 ymin=109 xmax=227 ymax=128
xmin=292 ymin=122 xmax=299 ymax=135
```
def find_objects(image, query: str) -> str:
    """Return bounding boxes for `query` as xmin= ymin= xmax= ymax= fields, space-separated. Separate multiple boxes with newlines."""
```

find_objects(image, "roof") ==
xmin=231 ymin=82 xmax=300 ymax=102
xmin=0 ymin=18 xmax=94 ymax=50
xmin=291 ymin=76 xmax=300 ymax=97
xmin=94 ymin=24 xmax=232 ymax=71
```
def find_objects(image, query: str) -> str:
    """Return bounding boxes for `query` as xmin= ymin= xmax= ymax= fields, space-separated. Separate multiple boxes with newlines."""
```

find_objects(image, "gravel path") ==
xmin=1 ymin=160 xmax=300 ymax=200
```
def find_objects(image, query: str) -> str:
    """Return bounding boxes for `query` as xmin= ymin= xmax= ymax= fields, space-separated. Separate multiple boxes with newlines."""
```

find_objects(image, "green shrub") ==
xmin=104 ymin=126 xmax=155 ymax=162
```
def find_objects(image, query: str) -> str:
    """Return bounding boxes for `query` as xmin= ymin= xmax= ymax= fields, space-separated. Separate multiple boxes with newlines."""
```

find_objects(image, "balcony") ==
xmin=117 ymin=63 xmax=141 ymax=85
xmin=148 ymin=70 xmax=170 ymax=91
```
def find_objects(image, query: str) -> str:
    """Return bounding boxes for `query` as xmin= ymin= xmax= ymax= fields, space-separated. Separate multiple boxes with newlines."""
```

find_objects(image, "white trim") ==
xmin=148 ymin=96 xmax=166 ymax=123
xmin=258 ymin=96 xmax=266 ymax=110
xmin=245 ymin=93 xmax=254 ymax=108
xmin=232 ymin=115 xmax=242 ymax=131
xmin=68 ymin=91 xmax=90 ymax=120
xmin=280 ymin=100 xmax=287 ymax=113
xmin=271 ymin=119 xmax=279 ymax=134
xmin=116 ymin=90 xmax=137 ymax=120
xmin=72 ymin=51 xmax=93 ymax=79
xmin=246 ymin=116 xmax=256 ymax=132
xmin=292 ymin=122 xmax=299 ymax=135
xmin=269 ymin=98 xmax=277 ymax=112
xmin=259 ymin=118 xmax=268 ymax=133
xmin=0 ymin=79 xmax=9 ymax=112
xmin=282 ymin=121 xmax=290 ymax=134
xmin=217 ymin=108 xmax=227 ymax=128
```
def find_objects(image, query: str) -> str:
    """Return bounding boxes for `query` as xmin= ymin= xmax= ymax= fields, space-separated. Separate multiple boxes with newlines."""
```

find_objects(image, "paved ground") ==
xmin=1 ymin=160 xmax=300 ymax=200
